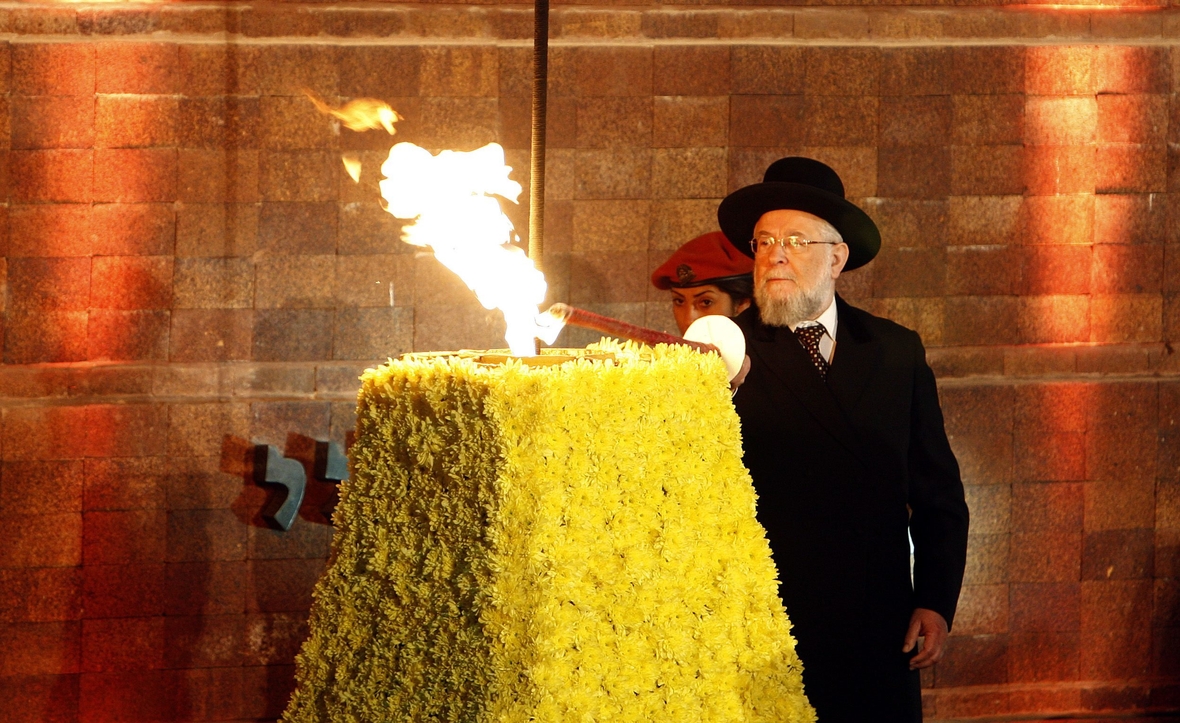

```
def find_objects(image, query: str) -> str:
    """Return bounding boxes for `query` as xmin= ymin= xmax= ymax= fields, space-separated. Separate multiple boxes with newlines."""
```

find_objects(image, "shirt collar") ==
xmin=789 ymin=295 xmax=838 ymax=339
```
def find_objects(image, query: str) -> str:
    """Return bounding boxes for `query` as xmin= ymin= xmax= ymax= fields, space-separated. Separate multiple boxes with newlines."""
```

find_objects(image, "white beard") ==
xmin=755 ymin=270 xmax=834 ymax=328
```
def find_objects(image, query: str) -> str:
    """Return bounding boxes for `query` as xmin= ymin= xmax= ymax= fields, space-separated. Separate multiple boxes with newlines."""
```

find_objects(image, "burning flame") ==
xmin=301 ymin=88 xmax=551 ymax=355
xmin=303 ymin=89 xmax=402 ymax=134
xmin=304 ymin=90 xmax=401 ymax=187
xmin=342 ymin=153 xmax=362 ymax=183
xmin=379 ymin=142 xmax=550 ymax=356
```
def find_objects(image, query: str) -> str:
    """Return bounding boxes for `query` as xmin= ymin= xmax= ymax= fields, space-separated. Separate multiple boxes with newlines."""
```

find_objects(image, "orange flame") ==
xmin=302 ymin=89 xmax=402 ymax=134
xmin=341 ymin=153 xmax=362 ymax=183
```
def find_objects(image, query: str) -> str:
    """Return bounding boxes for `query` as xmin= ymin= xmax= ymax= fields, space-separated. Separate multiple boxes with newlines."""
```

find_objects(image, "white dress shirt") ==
xmin=787 ymin=296 xmax=838 ymax=364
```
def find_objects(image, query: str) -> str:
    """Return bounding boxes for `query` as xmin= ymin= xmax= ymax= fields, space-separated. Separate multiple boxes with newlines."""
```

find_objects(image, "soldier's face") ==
xmin=669 ymin=284 xmax=750 ymax=335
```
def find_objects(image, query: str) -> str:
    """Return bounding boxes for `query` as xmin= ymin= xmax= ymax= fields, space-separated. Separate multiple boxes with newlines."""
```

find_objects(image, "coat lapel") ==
xmin=826 ymin=296 xmax=882 ymax=417
xmin=745 ymin=312 xmax=874 ymax=471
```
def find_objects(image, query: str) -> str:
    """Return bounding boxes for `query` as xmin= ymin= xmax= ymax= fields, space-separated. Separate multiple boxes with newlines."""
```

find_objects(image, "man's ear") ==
xmin=830 ymin=243 xmax=850 ymax=280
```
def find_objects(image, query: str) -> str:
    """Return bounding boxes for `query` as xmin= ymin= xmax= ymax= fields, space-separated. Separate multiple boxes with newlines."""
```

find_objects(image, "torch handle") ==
xmin=548 ymin=304 xmax=717 ymax=355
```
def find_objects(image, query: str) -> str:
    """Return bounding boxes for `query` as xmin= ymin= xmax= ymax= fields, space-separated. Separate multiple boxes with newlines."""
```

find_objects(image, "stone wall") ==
xmin=0 ymin=1 xmax=1178 ymax=721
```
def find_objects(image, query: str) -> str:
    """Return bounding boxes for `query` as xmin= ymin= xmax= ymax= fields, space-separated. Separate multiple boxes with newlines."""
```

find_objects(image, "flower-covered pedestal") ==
xmin=283 ymin=342 xmax=815 ymax=723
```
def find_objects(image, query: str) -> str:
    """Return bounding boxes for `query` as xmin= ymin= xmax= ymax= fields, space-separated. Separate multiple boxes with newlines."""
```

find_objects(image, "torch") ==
xmin=540 ymin=303 xmax=747 ymax=381
xmin=543 ymin=304 xmax=713 ymax=353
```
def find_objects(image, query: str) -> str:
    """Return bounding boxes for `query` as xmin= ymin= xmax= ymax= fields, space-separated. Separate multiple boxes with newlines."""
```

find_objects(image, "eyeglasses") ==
xmin=750 ymin=234 xmax=841 ymax=255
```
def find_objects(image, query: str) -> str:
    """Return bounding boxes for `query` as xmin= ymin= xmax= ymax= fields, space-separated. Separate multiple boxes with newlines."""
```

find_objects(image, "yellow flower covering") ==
xmin=283 ymin=341 xmax=814 ymax=723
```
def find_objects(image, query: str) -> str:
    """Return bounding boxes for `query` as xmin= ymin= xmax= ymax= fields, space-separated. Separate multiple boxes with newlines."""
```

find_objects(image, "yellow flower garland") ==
xmin=283 ymin=341 xmax=815 ymax=723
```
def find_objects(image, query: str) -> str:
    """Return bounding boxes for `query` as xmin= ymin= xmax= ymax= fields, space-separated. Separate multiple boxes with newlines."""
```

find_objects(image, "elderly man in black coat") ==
xmin=719 ymin=158 xmax=970 ymax=723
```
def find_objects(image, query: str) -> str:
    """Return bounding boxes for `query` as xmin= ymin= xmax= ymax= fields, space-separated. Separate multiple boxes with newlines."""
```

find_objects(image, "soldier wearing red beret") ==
xmin=651 ymin=231 xmax=754 ymax=335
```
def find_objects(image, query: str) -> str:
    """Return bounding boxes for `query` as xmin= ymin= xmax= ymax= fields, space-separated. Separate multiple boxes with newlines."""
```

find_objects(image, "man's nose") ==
xmin=766 ymin=243 xmax=792 ymax=264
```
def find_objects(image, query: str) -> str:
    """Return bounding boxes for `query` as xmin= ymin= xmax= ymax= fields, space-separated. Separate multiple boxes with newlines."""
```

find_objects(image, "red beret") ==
xmin=651 ymin=231 xmax=754 ymax=290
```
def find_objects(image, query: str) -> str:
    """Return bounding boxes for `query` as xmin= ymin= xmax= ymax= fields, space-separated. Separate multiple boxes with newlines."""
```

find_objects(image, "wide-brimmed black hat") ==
xmin=717 ymin=157 xmax=881 ymax=270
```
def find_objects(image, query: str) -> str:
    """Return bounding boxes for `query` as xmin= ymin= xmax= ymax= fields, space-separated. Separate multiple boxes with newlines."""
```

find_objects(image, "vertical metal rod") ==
xmin=528 ymin=0 xmax=549 ymax=273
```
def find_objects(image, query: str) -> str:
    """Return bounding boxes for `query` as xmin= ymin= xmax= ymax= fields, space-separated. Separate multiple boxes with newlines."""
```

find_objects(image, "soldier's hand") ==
xmin=903 ymin=607 xmax=948 ymax=670
xmin=729 ymin=355 xmax=751 ymax=393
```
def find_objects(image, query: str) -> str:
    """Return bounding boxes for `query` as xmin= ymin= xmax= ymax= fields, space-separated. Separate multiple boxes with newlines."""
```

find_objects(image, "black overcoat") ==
xmin=732 ymin=297 xmax=969 ymax=723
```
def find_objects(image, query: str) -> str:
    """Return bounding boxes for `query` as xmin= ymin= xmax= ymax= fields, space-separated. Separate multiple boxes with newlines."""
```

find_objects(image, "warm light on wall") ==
xmin=1023 ymin=44 xmax=1163 ymax=346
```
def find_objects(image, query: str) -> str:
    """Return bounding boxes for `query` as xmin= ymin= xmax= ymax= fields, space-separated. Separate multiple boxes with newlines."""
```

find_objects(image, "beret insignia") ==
xmin=676 ymin=264 xmax=696 ymax=283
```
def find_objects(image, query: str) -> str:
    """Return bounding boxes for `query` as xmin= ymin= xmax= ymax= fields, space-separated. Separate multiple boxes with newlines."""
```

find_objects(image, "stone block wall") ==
xmin=0 ymin=1 xmax=1178 ymax=721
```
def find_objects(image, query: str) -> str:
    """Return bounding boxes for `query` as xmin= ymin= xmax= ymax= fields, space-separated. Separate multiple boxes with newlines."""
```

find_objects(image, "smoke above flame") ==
xmin=379 ymin=142 xmax=549 ymax=356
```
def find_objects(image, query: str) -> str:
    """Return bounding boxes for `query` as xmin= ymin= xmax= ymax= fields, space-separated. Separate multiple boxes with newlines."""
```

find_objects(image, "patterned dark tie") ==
xmin=794 ymin=324 xmax=830 ymax=379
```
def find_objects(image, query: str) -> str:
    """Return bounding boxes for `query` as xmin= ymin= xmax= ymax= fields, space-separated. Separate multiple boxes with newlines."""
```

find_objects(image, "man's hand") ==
xmin=902 ymin=608 xmax=948 ymax=670
xmin=730 ymin=355 xmax=751 ymax=393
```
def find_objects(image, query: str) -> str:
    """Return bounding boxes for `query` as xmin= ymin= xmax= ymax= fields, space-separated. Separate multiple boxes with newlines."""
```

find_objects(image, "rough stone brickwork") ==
xmin=0 ymin=1 xmax=1179 ymax=722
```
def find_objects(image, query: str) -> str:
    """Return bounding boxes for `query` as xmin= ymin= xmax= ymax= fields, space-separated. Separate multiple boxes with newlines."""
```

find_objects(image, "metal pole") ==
xmin=528 ymin=0 xmax=549 ymax=273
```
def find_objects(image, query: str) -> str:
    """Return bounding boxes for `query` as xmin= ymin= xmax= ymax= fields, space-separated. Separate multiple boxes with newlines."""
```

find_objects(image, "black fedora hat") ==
xmin=717 ymin=157 xmax=881 ymax=270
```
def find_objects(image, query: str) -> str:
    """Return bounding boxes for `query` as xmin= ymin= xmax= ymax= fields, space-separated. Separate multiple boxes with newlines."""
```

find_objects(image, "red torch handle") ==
xmin=547 ymin=303 xmax=716 ymax=355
